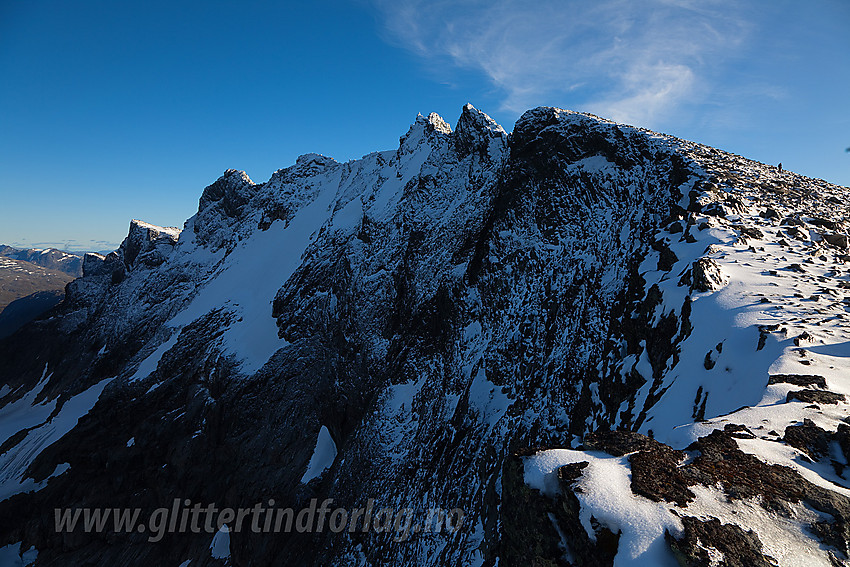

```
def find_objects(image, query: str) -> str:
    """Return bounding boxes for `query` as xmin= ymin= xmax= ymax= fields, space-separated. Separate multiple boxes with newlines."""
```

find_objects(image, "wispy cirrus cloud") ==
xmin=373 ymin=0 xmax=751 ymax=127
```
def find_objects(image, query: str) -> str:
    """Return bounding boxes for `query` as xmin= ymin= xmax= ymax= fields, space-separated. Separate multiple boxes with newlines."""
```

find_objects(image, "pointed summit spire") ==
xmin=454 ymin=103 xmax=507 ymax=160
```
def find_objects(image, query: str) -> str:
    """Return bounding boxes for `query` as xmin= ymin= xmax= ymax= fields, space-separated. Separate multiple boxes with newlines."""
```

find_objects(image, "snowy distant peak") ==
xmin=0 ymin=245 xmax=83 ymax=277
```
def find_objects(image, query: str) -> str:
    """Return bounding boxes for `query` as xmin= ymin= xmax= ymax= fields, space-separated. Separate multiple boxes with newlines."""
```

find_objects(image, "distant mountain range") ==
xmin=0 ymin=246 xmax=84 ymax=338
xmin=0 ymin=245 xmax=83 ymax=277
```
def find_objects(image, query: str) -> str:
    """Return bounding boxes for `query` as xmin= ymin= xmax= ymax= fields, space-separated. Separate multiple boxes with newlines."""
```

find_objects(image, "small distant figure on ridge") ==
xmin=778 ymin=162 xmax=783 ymax=172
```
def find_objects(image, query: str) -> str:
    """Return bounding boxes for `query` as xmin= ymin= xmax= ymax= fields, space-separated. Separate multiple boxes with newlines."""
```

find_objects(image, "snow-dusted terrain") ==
xmin=0 ymin=105 xmax=848 ymax=566
xmin=0 ymin=247 xmax=82 ymax=279
xmin=0 ymin=247 xmax=83 ymax=339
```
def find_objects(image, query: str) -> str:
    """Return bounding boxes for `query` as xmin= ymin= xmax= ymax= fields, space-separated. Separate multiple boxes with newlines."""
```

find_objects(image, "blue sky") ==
xmin=1 ymin=0 xmax=848 ymax=252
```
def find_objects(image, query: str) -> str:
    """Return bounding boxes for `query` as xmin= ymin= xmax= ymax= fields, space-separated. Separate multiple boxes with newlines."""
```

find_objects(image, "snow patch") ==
xmin=0 ymin=367 xmax=55 ymax=447
xmin=468 ymin=368 xmax=511 ymax=430
xmin=0 ymin=378 xmax=113 ymax=501
xmin=128 ymin=331 xmax=179 ymax=382
xmin=210 ymin=525 xmax=231 ymax=560
xmin=0 ymin=541 xmax=37 ymax=566
xmin=524 ymin=449 xmax=682 ymax=567
xmin=300 ymin=425 xmax=337 ymax=483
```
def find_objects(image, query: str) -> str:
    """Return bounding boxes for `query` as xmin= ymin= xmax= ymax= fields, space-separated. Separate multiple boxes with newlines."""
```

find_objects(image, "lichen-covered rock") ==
xmin=823 ymin=232 xmax=849 ymax=249
xmin=786 ymin=389 xmax=846 ymax=405
xmin=667 ymin=516 xmax=776 ymax=567
xmin=768 ymin=374 xmax=827 ymax=388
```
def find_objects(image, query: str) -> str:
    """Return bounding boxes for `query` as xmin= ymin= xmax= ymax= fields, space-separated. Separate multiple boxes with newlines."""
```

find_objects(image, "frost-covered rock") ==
xmin=689 ymin=257 xmax=729 ymax=292
xmin=121 ymin=219 xmax=180 ymax=269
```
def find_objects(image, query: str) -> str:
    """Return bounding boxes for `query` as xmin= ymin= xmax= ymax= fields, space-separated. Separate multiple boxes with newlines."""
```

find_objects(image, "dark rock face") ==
xmin=501 ymin=453 xmax=619 ymax=567
xmin=195 ymin=169 xmax=257 ymax=250
xmin=198 ymin=168 xmax=256 ymax=219
xmin=0 ymin=289 xmax=64 ymax=339
xmin=0 ymin=105 xmax=848 ymax=566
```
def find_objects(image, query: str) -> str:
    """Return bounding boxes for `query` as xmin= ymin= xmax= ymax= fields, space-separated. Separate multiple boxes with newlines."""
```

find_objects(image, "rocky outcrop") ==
xmin=521 ymin=427 xmax=850 ymax=565
xmin=681 ymin=257 xmax=728 ymax=292
xmin=822 ymin=232 xmax=849 ymax=249
xmin=120 ymin=219 xmax=180 ymax=269
xmin=194 ymin=169 xmax=256 ymax=250
xmin=667 ymin=517 xmax=775 ymax=567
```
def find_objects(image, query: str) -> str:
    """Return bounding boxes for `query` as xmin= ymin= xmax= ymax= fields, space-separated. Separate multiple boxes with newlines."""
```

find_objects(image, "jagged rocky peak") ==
xmin=511 ymin=106 xmax=654 ymax=171
xmin=398 ymin=112 xmax=452 ymax=154
xmin=197 ymin=168 xmax=256 ymax=216
xmin=398 ymin=105 xmax=508 ymax=163
xmin=120 ymin=219 xmax=181 ymax=270
xmin=454 ymin=103 xmax=507 ymax=159
xmin=425 ymin=111 xmax=452 ymax=135
xmin=193 ymin=169 xmax=258 ymax=250
xmin=77 ymin=219 xmax=180 ymax=285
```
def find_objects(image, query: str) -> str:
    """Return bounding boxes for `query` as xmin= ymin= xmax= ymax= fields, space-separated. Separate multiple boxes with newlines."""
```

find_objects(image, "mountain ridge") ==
xmin=0 ymin=105 xmax=848 ymax=566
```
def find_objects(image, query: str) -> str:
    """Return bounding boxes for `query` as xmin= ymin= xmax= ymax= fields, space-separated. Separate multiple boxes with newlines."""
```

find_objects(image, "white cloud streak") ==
xmin=373 ymin=0 xmax=750 ymax=127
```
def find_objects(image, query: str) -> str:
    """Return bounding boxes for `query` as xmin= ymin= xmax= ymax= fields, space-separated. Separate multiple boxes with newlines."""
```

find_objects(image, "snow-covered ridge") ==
xmin=517 ymin=117 xmax=850 ymax=565
xmin=0 ymin=104 xmax=848 ymax=566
